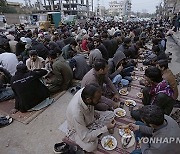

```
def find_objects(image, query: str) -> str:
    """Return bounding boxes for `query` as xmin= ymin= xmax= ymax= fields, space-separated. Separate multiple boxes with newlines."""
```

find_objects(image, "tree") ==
xmin=0 ymin=0 xmax=17 ymax=13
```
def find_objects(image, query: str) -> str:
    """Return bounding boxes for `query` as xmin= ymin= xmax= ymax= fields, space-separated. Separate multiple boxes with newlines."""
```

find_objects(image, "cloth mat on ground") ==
xmin=0 ymin=91 xmax=66 ymax=124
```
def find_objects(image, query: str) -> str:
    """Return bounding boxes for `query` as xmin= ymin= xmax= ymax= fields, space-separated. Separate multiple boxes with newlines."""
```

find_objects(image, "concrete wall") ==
xmin=4 ymin=13 xmax=21 ymax=24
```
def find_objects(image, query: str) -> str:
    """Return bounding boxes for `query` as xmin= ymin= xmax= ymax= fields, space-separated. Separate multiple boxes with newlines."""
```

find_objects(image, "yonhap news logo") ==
xmin=138 ymin=137 xmax=180 ymax=144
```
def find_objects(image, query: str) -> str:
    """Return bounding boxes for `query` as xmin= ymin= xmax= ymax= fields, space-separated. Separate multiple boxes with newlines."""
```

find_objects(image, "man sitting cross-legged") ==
xmin=81 ymin=59 xmax=120 ymax=111
xmin=10 ymin=63 xmax=50 ymax=113
xmin=66 ymin=84 xmax=115 ymax=152
xmin=127 ymin=105 xmax=180 ymax=154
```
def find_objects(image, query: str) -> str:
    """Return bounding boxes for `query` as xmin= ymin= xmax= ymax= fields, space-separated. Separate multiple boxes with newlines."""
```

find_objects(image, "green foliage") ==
xmin=0 ymin=0 xmax=7 ymax=8
xmin=0 ymin=0 xmax=17 ymax=13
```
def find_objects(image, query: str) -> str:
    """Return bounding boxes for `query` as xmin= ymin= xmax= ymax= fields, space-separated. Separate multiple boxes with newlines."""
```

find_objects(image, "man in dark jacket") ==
xmin=94 ymin=38 xmax=109 ymax=60
xmin=108 ymin=51 xmax=129 ymax=86
xmin=31 ymin=40 xmax=49 ymax=59
xmin=101 ymin=32 xmax=114 ymax=58
xmin=46 ymin=51 xmax=73 ymax=93
xmin=11 ymin=63 xmax=50 ymax=113
xmin=69 ymin=51 xmax=90 ymax=80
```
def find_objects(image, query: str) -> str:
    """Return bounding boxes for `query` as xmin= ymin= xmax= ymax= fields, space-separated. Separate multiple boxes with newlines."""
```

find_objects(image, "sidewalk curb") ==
xmin=172 ymin=34 xmax=180 ymax=47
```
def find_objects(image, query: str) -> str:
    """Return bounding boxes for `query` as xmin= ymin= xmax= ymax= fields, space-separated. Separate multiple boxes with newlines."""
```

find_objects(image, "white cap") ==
xmin=6 ymin=35 xmax=15 ymax=41
xmin=20 ymin=37 xmax=27 ymax=43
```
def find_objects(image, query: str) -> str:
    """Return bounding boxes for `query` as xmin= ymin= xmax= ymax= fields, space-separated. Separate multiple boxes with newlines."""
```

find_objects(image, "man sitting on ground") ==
xmin=68 ymin=50 xmax=90 ymax=80
xmin=0 ymin=52 xmax=18 ymax=76
xmin=45 ymin=51 xmax=73 ymax=93
xmin=0 ymin=67 xmax=14 ymax=102
xmin=87 ymin=43 xmax=103 ymax=67
xmin=26 ymin=50 xmax=45 ymax=71
xmin=66 ymin=84 xmax=115 ymax=152
xmin=62 ymin=40 xmax=77 ymax=60
xmin=156 ymin=59 xmax=179 ymax=100
xmin=129 ymin=105 xmax=180 ymax=154
xmin=81 ymin=59 xmax=120 ymax=111
xmin=131 ymin=66 xmax=175 ymax=121
xmin=11 ymin=63 xmax=50 ymax=113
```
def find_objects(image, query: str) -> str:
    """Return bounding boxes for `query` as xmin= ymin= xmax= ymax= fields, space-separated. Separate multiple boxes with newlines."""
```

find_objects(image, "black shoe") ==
xmin=0 ymin=117 xmax=13 ymax=128
xmin=54 ymin=142 xmax=70 ymax=154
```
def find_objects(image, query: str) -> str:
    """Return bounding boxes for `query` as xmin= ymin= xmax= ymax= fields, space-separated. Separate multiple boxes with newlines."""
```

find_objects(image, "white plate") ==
xmin=138 ymin=77 xmax=145 ymax=81
xmin=114 ymin=108 xmax=126 ymax=117
xmin=124 ymin=100 xmax=136 ymax=107
xmin=119 ymin=128 xmax=134 ymax=138
xmin=134 ymin=68 xmax=139 ymax=71
xmin=132 ymin=76 xmax=138 ymax=80
xmin=137 ymin=92 xmax=143 ymax=99
xmin=101 ymin=135 xmax=117 ymax=151
xmin=119 ymin=89 xmax=128 ymax=96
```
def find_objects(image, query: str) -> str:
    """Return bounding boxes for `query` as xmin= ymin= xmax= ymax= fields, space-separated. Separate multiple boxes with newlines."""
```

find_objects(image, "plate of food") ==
xmin=119 ymin=127 xmax=133 ymax=138
xmin=134 ymin=68 xmax=139 ymax=71
xmin=137 ymin=92 xmax=143 ymax=99
xmin=114 ymin=108 xmax=126 ymax=117
xmin=138 ymin=77 xmax=144 ymax=81
xmin=119 ymin=89 xmax=128 ymax=96
xmin=125 ymin=100 xmax=136 ymax=107
xmin=132 ymin=76 xmax=138 ymax=80
xmin=101 ymin=135 xmax=117 ymax=151
xmin=137 ymin=59 xmax=144 ymax=63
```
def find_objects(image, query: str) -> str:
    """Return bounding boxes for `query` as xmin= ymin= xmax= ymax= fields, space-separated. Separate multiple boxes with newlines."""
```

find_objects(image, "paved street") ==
xmin=0 ymin=34 xmax=180 ymax=154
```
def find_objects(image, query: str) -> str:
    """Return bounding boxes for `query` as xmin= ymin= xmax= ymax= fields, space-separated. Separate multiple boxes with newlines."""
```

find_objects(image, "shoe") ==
xmin=0 ymin=117 xmax=13 ymax=128
xmin=54 ymin=142 xmax=69 ymax=154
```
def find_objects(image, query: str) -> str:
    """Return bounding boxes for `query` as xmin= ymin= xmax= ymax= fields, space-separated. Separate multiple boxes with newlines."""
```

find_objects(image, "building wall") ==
xmin=4 ymin=13 xmax=21 ymax=24
xmin=109 ymin=0 xmax=131 ymax=17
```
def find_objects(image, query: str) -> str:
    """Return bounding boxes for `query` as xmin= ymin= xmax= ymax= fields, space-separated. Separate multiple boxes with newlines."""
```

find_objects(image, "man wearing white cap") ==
xmin=6 ymin=33 xmax=18 ymax=53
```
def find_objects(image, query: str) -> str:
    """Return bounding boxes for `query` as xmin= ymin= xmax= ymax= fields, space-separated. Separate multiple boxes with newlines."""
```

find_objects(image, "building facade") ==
xmin=109 ymin=0 xmax=131 ymax=17
xmin=43 ymin=0 xmax=89 ymax=17
xmin=163 ymin=0 xmax=180 ymax=16
xmin=95 ymin=6 xmax=106 ymax=17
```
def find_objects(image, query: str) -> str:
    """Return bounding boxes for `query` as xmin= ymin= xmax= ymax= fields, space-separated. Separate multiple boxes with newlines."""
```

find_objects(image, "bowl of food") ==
xmin=114 ymin=108 xmax=126 ymax=117
xmin=119 ymin=89 xmax=128 ymax=96
xmin=101 ymin=135 xmax=117 ymax=150
xmin=137 ymin=92 xmax=143 ymax=99
xmin=125 ymin=100 xmax=136 ymax=107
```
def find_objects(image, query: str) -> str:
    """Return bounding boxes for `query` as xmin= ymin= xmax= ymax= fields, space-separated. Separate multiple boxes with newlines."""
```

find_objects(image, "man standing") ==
xmin=66 ymin=84 xmax=115 ymax=152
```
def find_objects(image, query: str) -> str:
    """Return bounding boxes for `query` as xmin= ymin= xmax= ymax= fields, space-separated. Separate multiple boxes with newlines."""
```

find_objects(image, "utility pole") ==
xmin=24 ymin=0 xmax=29 ymax=7
xmin=91 ymin=0 xmax=93 ymax=13
xmin=86 ymin=0 xmax=89 ymax=17
xmin=97 ymin=0 xmax=100 ymax=17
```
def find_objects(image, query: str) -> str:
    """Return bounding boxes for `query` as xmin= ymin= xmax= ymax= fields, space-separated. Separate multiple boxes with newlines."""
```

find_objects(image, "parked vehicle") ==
xmin=39 ymin=12 xmax=61 ymax=30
